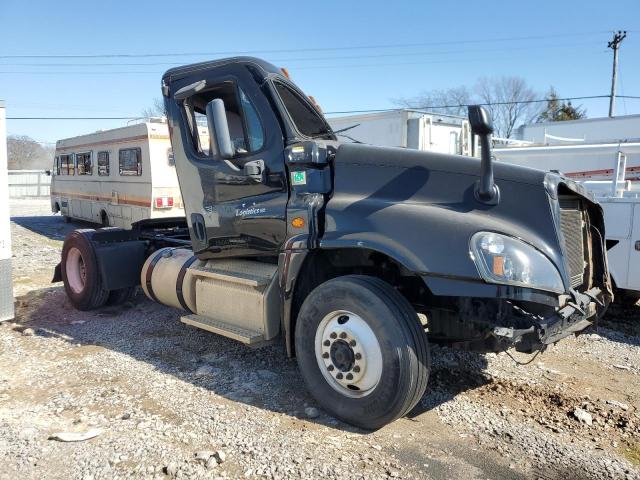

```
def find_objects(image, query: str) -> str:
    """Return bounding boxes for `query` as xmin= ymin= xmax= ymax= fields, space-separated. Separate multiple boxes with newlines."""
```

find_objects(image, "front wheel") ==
xmin=295 ymin=275 xmax=430 ymax=429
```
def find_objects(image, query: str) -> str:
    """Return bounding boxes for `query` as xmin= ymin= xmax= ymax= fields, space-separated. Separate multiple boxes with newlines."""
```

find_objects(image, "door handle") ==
xmin=243 ymin=160 xmax=265 ymax=182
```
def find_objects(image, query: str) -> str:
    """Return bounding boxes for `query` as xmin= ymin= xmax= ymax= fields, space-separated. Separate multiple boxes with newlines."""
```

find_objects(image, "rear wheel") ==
xmin=61 ymin=229 xmax=109 ymax=310
xmin=295 ymin=275 xmax=430 ymax=429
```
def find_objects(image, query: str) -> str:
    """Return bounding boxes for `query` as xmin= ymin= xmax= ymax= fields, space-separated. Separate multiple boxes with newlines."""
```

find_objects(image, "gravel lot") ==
xmin=1 ymin=198 xmax=639 ymax=480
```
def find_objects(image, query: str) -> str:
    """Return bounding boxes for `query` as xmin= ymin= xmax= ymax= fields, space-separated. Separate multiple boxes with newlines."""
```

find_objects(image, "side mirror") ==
xmin=205 ymin=99 xmax=234 ymax=159
xmin=468 ymin=105 xmax=499 ymax=205
xmin=468 ymin=105 xmax=494 ymax=136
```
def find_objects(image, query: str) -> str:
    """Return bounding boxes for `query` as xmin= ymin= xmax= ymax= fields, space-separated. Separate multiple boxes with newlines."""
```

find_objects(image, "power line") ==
xmin=7 ymin=95 xmax=640 ymax=120
xmin=0 ymin=31 xmax=609 ymax=59
xmin=0 ymin=50 xmax=605 ymax=76
xmin=0 ymin=41 xmax=603 ymax=67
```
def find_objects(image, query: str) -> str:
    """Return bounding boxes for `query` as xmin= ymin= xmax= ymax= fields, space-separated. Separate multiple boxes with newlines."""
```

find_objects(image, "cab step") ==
xmin=187 ymin=259 xmax=277 ymax=287
xmin=181 ymin=313 xmax=265 ymax=344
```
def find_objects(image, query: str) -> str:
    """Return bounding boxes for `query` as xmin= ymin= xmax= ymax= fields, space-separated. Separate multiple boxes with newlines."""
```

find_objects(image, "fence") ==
xmin=7 ymin=170 xmax=51 ymax=197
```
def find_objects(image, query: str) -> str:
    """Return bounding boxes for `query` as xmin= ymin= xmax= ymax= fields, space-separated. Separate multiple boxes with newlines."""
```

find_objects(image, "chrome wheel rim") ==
xmin=315 ymin=310 xmax=383 ymax=398
xmin=66 ymin=247 xmax=86 ymax=294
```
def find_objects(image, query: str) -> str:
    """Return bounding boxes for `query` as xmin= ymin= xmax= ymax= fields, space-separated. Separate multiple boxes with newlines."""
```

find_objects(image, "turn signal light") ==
xmin=291 ymin=217 xmax=305 ymax=228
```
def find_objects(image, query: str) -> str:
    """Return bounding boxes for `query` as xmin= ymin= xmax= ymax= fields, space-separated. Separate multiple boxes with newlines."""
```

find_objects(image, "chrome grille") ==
xmin=559 ymin=198 xmax=586 ymax=288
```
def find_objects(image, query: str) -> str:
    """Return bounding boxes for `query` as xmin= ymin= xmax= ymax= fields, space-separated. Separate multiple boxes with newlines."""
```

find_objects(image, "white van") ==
xmin=50 ymin=120 xmax=186 ymax=229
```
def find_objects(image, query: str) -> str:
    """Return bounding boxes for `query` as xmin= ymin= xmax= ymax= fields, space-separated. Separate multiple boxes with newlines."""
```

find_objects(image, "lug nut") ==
xmin=349 ymin=340 xmax=356 ymax=347
xmin=328 ymin=365 xmax=334 ymax=371
xmin=339 ymin=332 xmax=347 ymax=339
xmin=323 ymin=340 xmax=330 ymax=346
xmin=330 ymin=332 xmax=337 ymax=339
xmin=346 ymin=373 xmax=353 ymax=380
xmin=336 ymin=373 xmax=343 ymax=380
xmin=322 ymin=352 xmax=329 ymax=359
xmin=353 ymin=366 xmax=361 ymax=373
xmin=355 ymin=353 xmax=362 ymax=360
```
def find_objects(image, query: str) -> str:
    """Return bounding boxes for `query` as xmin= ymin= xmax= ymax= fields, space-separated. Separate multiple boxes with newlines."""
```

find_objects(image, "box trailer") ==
xmin=326 ymin=109 xmax=473 ymax=156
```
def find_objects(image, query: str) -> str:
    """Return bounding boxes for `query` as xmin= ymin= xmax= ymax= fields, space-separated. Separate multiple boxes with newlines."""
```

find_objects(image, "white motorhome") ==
xmin=51 ymin=121 xmax=187 ymax=229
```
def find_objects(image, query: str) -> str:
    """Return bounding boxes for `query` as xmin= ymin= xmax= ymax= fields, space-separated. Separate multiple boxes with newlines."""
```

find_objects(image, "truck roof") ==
xmin=162 ymin=56 xmax=281 ymax=82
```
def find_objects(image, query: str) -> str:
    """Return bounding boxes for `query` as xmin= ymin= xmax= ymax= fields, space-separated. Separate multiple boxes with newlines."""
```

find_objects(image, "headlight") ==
xmin=470 ymin=232 xmax=564 ymax=293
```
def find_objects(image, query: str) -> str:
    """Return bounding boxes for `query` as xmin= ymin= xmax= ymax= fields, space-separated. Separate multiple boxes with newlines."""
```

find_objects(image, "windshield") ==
xmin=274 ymin=81 xmax=334 ymax=139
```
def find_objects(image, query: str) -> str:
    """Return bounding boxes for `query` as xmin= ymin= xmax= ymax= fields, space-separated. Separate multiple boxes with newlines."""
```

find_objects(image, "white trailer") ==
xmin=495 ymin=142 xmax=640 ymax=302
xmin=0 ymin=100 xmax=14 ymax=322
xmin=326 ymin=109 xmax=473 ymax=156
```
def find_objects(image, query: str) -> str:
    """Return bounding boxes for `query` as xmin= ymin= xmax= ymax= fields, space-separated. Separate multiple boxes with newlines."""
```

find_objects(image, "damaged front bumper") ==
xmin=492 ymin=287 xmax=609 ymax=353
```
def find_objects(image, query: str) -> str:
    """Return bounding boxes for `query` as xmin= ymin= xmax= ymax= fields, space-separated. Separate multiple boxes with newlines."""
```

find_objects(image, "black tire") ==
xmin=106 ymin=286 xmax=138 ymax=306
xmin=100 ymin=211 xmax=109 ymax=228
xmin=295 ymin=275 xmax=430 ymax=430
xmin=61 ymin=229 xmax=109 ymax=311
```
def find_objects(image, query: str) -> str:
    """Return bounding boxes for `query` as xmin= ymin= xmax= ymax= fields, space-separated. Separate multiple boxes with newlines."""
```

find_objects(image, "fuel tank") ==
xmin=140 ymin=247 xmax=204 ymax=312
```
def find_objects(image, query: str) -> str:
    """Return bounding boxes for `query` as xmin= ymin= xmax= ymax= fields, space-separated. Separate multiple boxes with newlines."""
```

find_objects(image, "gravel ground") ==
xmin=1 ymin=198 xmax=639 ymax=480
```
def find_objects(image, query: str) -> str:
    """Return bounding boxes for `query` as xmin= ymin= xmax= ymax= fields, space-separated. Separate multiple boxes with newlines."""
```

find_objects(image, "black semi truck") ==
xmin=54 ymin=57 xmax=612 ymax=429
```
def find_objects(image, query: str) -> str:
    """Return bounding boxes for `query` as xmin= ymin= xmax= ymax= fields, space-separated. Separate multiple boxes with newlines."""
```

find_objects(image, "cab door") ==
xmin=166 ymin=66 xmax=288 ymax=258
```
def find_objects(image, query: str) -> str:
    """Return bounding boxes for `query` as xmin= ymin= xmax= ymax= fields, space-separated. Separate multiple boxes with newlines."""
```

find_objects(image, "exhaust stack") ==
xmin=468 ymin=105 xmax=500 ymax=205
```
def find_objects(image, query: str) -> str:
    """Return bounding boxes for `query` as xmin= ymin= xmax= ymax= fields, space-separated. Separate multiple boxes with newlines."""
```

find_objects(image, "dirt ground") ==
xmin=1 ymin=198 xmax=639 ymax=480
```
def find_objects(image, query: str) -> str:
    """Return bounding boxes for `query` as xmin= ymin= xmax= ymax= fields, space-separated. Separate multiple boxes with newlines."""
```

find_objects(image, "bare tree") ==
xmin=475 ymin=76 xmax=541 ymax=138
xmin=141 ymin=98 xmax=166 ymax=118
xmin=7 ymin=135 xmax=52 ymax=170
xmin=393 ymin=86 xmax=473 ymax=116
xmin=395 ymin=76 xmax=542 ymax=138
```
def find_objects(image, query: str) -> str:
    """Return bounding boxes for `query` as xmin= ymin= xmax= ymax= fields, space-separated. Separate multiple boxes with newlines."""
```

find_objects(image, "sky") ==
xmin=0 ymin=0 xmax=638 ymax=146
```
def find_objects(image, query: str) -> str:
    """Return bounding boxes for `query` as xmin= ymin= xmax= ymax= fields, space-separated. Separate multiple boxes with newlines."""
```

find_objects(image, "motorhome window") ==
xmin=76 ymin=152 xmax=92 ymax=175
xmin=185 ymin=82 xmax=264 ymax=158
xmin=59 ymin=153 xmax=74 ymax=175
xmin=97 ymin=151 xmax=110 ymax=176
xmin=54 ymin=156 xmax=60 ymax=175
xmin=119 ymin=148 xmax=142 ymax=176
xmin=273 ymin=81 xmax=332 ymax=139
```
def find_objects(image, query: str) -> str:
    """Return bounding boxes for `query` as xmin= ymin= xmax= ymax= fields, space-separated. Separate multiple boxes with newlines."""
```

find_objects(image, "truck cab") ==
xmin=56 ymin=57 xmax=612 ymax=429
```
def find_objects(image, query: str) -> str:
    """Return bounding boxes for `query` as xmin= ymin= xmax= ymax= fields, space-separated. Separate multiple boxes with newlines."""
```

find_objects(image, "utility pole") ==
xmin=607 ymin=30 xmax=627 ymax=117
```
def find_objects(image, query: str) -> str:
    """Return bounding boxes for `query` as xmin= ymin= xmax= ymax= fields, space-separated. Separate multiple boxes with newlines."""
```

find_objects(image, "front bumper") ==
xmin=492 ymin=286 xmax=609 ymax=353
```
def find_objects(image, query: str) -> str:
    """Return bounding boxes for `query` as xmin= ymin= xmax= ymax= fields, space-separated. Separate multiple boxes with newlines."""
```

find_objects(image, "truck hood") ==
xmin=334 ymin=142 xmax=547 ymax=186
xmin=323 ymin=142 xmax=605 ymax=299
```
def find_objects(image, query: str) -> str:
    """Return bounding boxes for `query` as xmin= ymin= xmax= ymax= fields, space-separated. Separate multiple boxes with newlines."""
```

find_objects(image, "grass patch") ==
xmin=622 ymin=443 xmax=640 ymax=466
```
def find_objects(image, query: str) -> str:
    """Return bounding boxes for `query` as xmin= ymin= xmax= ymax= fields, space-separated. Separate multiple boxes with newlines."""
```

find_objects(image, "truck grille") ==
xmin=559 ymin=198 xmax=586 ymax=288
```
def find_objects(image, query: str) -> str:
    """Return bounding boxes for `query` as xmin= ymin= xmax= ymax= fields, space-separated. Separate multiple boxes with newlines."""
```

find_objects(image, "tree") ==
xmin=393 ymin=86 xmax=473 ymax=116
xmin=475 ymin=76 xmax=541 ymax=139
xmin=537 ymin=87 xmax=586 ymax=122
xmin=7 ymin=135 xmax=52 ymax=170
xmin=395 ymin=76 xmax=542 ymax=138
xmin=141 ymin=98 xmax=166 ymax=118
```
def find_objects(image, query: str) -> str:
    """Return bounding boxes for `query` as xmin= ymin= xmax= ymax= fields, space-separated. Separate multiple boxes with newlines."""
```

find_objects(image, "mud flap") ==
xmin=52 ymin=263 xmax=62 ymax=283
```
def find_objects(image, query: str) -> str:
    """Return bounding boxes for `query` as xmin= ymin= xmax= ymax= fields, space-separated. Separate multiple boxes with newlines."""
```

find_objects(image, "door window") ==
xmin=184 ymin=82 xmax=264 ymax=159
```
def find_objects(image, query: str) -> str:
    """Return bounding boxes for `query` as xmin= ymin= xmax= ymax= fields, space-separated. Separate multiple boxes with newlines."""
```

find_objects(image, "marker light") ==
xmin=155 ymin=196 xmax=174 ymax=209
